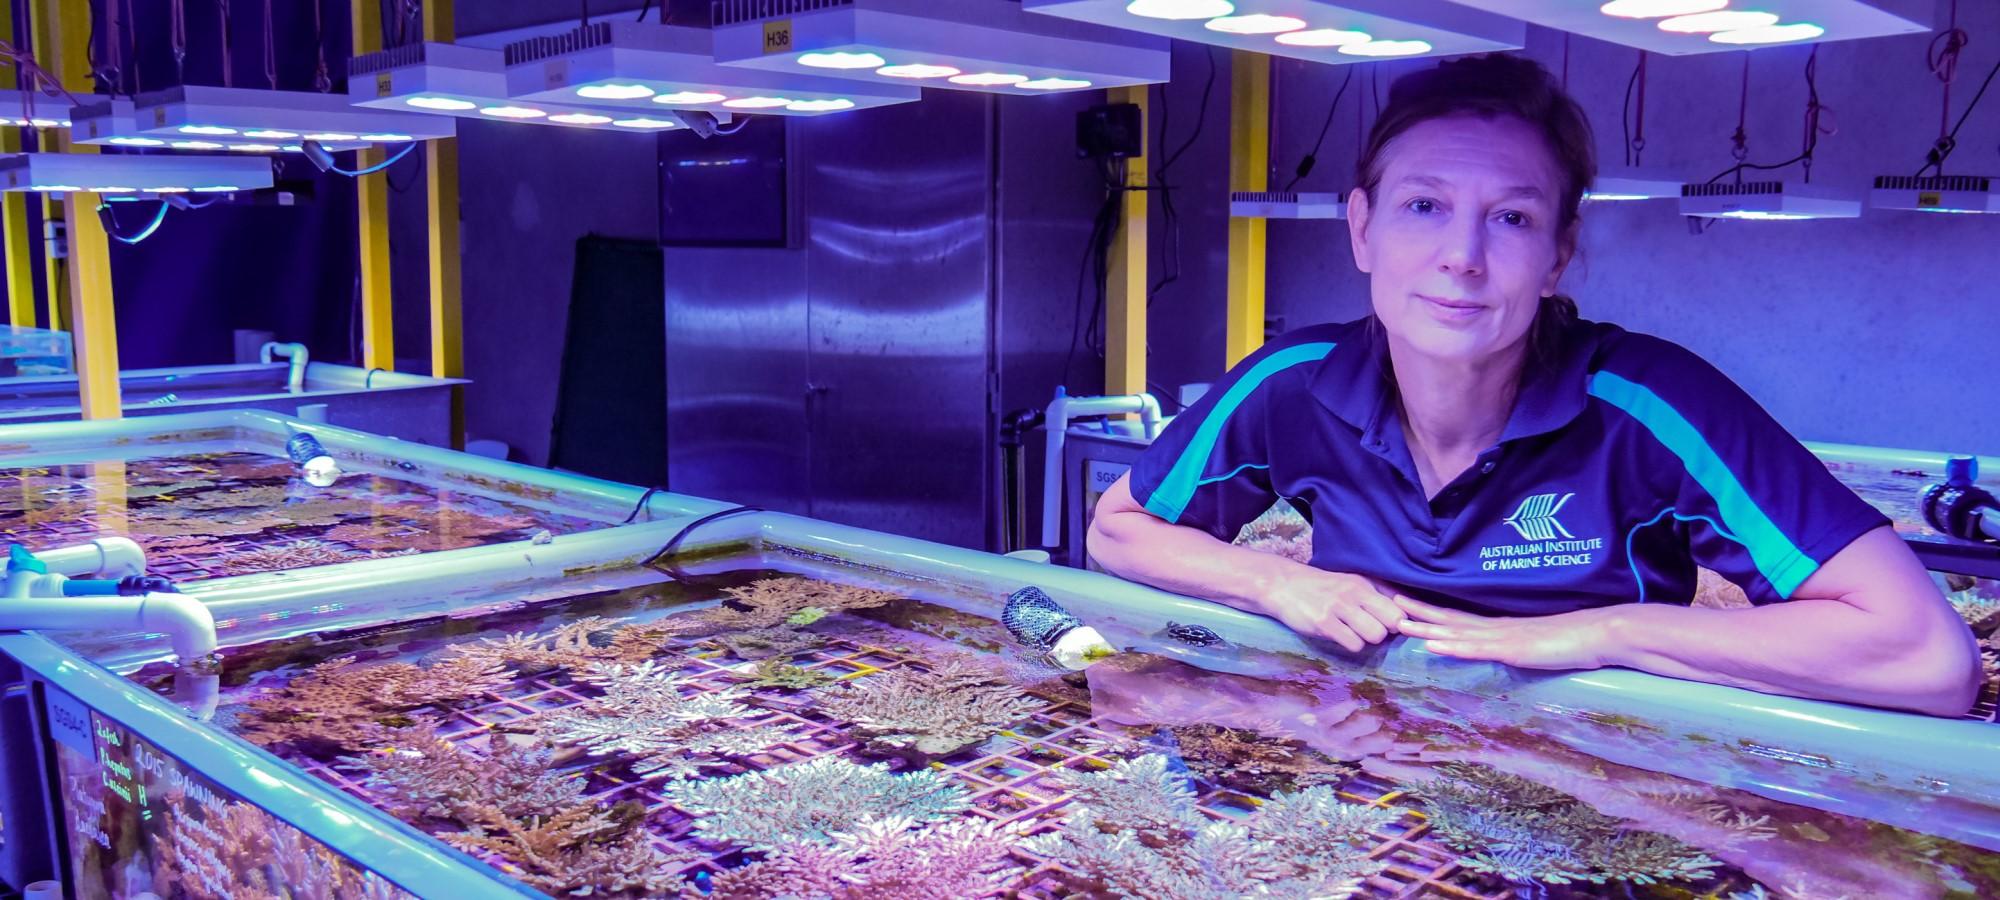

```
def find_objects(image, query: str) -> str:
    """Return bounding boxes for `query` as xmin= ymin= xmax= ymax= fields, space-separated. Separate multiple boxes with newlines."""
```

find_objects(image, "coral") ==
xmin=704 ymin=626 xmax=828 ymax=660
xmin=450 ymin=616 xmax=682 ymax=674
xmin=1409 ymin=763 xmax=1720 ymax=887
xmin=339 ymin=727 xmax=585 ymax=824
xmin=816 ymin=656 xmax=1042 ymax=757
xmin=174 ymin=485 xmax=291 ymax=510
xmin=219 ymin=540 xmax=357 ymax=574
xmin=1693 ymin=567 xmax=1754 ymax=609
xmin=665 ymin=756 xmax=971 ymax=849
xmin=1023 ymin=754 xmax=1392 ymax=900
xmin=238 ymin=655 xmax=512 ymax=750
xmin=709 ymin=815 xmax=1025 ymax=900
xmin=532 ymin=661 xmax=797 ymax=779
xmin=123 ymin=478 xmax=216 ymax=499
xmin=153 ymin=787 xmax=414 ymax=900
xmin=1232 ymin=502 xmax=1313 ymax=564
xmin=1948 ymin=588 xmax=2000 ymax=636
xmin=1165 ymin=723 xmax=1356 ymax=794
xmin=442 ymin=801 xmax=694 ymax=898
xmin=746 ymin=656 xmax=834 ymax=691
xmin=672 ymin=576 xmax=902 ymax=634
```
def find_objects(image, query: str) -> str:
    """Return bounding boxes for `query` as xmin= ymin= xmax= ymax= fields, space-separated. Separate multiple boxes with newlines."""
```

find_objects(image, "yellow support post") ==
xmin=425 ymin=0 xmax=466 ymax=448
xmin=33 ymin=0 xmax=93 ymax=336
xmin=63 ymin=192 xmax=121 ymax=419
xmin=0 ymin=7 xmax=34 ymax=328
xmin=1104 ymin=85 xmax=1148 ymax=403
xmin=353 ymin=0 xmax=394 ymax=371
xmin=38 ymin=0 xmax=120 ymax=417
xmin=1225 ymin=51 xmax=1270 ymax=369
xmin=1 ymin=135 xmax=32 ymax=328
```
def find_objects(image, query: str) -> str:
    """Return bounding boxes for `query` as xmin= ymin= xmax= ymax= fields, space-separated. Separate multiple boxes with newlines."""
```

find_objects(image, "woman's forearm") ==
xmin=1087 ymin=505 xmax=1302 ymax=616
xmin=1599 ymin=599 xmax=1982 ymax=716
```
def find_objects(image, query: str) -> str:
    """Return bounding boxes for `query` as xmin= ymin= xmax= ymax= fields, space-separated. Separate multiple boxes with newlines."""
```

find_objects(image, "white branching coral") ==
xmin=532 ymin=661 xmax=798 ymax=779
xmin=1410 ymin=763 xmax=1721 ymax=887
xmin=448 ymin=616 xmax=683 ymax=674
xmin=339 ymin=727 xmax=585 ymax=823
xmin=664 ymin=756 xmax=971 ymax=850
xmin=708 ymin=815 xmax=1025 ymax=899
xmin=1023 ymin=754 xmax=1393 ymax=900
xmin=816 ymin=656 xmax=1042 ymax=757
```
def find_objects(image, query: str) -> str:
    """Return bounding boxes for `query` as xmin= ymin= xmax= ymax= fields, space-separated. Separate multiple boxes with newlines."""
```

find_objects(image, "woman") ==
xmin=1088 ymin=54 xmax=1980 ymax=717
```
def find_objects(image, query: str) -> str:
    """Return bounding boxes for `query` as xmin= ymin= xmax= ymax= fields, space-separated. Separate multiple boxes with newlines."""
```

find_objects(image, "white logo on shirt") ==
xmin=1503 ymin=492 xmax=1576 ymax=541
xmin=1481 ymin=490 xmax=1603 ymax=572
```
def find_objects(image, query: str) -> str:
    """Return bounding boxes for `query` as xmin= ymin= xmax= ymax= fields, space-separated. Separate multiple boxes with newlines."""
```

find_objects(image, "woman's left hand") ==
xmin=1394 ymin=596 xmax=1620 ymax=671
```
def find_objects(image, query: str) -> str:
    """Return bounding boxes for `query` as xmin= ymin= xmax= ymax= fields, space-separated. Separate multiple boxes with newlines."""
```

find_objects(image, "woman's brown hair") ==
xmin=1356 ymin=53 xmax=1596 ymax=364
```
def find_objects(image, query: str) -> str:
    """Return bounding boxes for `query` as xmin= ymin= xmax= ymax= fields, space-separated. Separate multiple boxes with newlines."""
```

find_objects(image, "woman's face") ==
xmin=1347 ymin=113 xmax=1575 ymax=366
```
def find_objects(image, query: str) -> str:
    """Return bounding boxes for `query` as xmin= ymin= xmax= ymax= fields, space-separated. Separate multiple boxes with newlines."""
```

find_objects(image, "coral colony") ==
xmin=0 ymin=452 xmax=596 ymax=578
xmin=72 ymin=572 xmax=1995 ymax=898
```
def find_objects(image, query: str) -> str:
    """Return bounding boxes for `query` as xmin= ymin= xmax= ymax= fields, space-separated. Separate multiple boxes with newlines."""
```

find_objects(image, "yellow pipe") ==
xmin=64 ymin=191 xmax=122 ymax=419
xmin=353 ymin=0 xmax=394 ymax=370
xmin=425 ymin=0 xmax=465 ymax=448
xmin=32 ymin=0 xmax=91 ymax=336
xmin=1225 ymin=51 xmax=1270 ymax=369
xmin=38 ymin=0 xmax=118 ymax=417
xmin=0 ymin=6 xmax=33 ymax=329
xmin=1104 ymin=85 xmax=1147 ymax=403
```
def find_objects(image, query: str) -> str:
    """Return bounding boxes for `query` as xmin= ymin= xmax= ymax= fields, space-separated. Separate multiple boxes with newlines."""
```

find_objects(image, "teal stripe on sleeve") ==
xmin=1587 ymin=370 xmax=1816 ymax=597
xmin=1142 ymin=342 xmax=1334 ymax=524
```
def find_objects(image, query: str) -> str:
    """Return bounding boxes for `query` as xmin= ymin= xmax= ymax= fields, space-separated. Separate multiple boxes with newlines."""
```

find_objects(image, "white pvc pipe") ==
xmin=4 ymin=593 xmax=217 ymax=664
xmin=31 ymin=536 xmax=147 ymax=579
xmin=258 ymin=341 xmax=310 ymax=394
xmin=1040 ymin=390 xmax=1163 ymax=548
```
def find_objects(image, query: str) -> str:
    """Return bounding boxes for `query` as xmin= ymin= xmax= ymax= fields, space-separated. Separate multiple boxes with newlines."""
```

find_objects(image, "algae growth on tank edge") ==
xmin=74 ymin=569 xmax=2000 ymax=899
xmin=0 ymin=451 xmax=605 ymax=578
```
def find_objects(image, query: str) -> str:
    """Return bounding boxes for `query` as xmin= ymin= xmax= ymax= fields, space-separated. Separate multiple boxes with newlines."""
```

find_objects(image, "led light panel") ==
xmin=1679 ymin=180 xmax=1862 ymax=220
xmin=70 ymin=98 xmax=375 ymax=154
xmin=129 ymin=85 xmax=456 ymax=141
xmin=1584 ymin=168 xmax=1684 ymax=201
xmin=1470 ymin=0 xmax=1928 ymax=55
xmin=711 ymin=0 xmax=1168 ymax=95
xmin=0 ymin=89 xmax=88 ymax=128
xmin=504 ymin=23 xmax=919 ymax=116
xmin=0 ymin=153 xmax=273 ymax=194
xmin=1870 ymin=174 xmax=2000 ymax=215
xmin=349 ymin=43 xmax=732 ymax=133
xmin=1022 ymin=0 xmax=1522 ymax=65
xmin=1229 ymin=190 xmax=1347 ymax=219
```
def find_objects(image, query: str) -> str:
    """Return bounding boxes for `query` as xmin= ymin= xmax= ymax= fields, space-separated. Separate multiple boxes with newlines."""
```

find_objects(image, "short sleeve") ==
xmin=1592 ymin=340 xmax=1890 ymax=605
xmin=1128 ymin=337 xmax=1334 ymax=543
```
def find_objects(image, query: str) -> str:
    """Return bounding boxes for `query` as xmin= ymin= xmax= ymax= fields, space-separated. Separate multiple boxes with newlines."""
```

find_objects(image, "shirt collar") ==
xmin=1309 ymin=315 xmax=1608 ymax=447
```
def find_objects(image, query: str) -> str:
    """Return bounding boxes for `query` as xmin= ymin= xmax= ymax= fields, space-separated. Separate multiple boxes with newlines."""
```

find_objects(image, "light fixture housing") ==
xmin=1229 ymin=190 xmax=1347 ymax=220
xmin=1584 ymin=168 xmax=1684 ymax=201
xmin=70 ymin=98 xmax=374 ymax=154
xmin=1869 ymin=174 xmax=2000 ymax=215
xmin=126 ymin=85 xmax=455 ymax=142
xmin=711 ymin=0 xmax=1169 ymax=95
xmin=502 ymin=23 xmax=919 ymax=116
xmin=0 ymin=89 xmax=85 ymax=128
xmin=1022 ymin=0 xmax=1521 ymax=65
xmin=0 ymin=153 xmax=274 ymax=194
xmin=348 ymin=43 xmax=731 ymax=133
xmin=1470 ymin=0 xmax=1927 ymax=55
xmin=1679 ymin=181 xmax=1863 ymax=220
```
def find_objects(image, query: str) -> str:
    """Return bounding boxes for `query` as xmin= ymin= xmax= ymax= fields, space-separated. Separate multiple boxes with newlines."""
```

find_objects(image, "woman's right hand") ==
xmin=1256 ymin=565 xmax=1411 ymax=652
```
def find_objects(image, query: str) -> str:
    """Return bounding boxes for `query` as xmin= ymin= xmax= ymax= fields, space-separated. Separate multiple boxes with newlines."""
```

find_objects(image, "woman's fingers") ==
xmin=1355 ymin=593 xmax=1408 ymax=632
xmin=1339 ymin=602 xmax=1393 ymax=644
xmin=1394 ymin=595 xmax=1489 ymax=626
xmin=1313 ymin=615 xmax=1367 ymax=653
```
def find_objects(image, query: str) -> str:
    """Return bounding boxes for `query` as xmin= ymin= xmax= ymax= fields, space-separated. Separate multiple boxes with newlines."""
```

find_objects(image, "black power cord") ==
xmin=1284 ymin=66 xmax=1354 ymax=193
xmin=645 ymin=505 xmax=765 ymax=581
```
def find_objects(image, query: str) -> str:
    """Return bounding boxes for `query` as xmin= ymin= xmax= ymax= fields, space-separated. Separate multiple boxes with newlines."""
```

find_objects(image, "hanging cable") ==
xmin=1703 ymin=49 xmax=1832 ymax=185
xmin=172 ymin=0 xmax=189 ymax=84
xmin=1917 ymin=0 xmax=1996 ymax=177
xmin=216 ymin=0 xmax=235 ymax=88
xmin=1620 ymin=53 xmax=1641 ymax=167
xmin=310 ymin=0 xmax=331 ymax=91
xmin=1284 ymin=66 xmax=1353 ymax=192
xmin=99 ymin=201 xmax=170 ymax=245
xmin=312 ymin=142 xmax=418 ymax=177
xmin=262 ymin=0 xmax=277 ymax=89
xmin=1633 ymin=52 xmax=1648 ymax=167
xmin=124 ymin=0 xmax=140 ymax=92
xmin=97 ymin=0 xmax=124 ymax=98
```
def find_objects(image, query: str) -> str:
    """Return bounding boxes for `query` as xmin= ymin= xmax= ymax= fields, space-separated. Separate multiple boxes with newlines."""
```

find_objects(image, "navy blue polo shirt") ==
xmin=1127 ymin=317 xmax=1890 ymax=615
